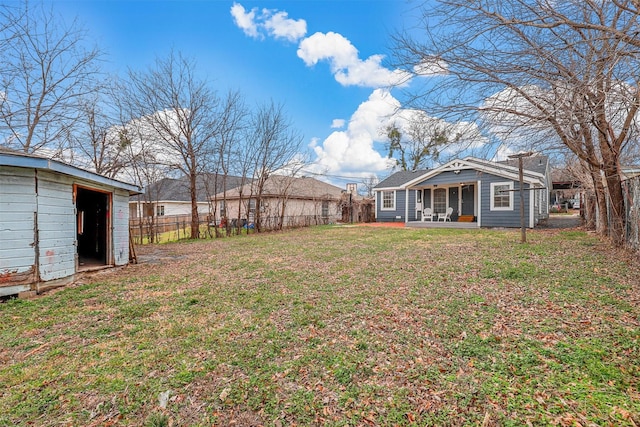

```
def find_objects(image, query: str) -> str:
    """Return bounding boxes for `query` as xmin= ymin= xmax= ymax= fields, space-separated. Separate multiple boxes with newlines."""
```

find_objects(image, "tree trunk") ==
xmin=190 ymin=171 xmax=199 ymax=239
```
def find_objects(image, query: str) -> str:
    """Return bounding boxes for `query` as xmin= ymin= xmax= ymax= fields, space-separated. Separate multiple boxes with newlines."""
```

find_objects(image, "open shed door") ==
xmin=76 ymin=187 xmax=110 ymax=268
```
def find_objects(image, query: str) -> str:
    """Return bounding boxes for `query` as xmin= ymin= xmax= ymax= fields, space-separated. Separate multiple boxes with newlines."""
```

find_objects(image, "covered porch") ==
xmin=410 ymin=180 xmax=479 ymax=224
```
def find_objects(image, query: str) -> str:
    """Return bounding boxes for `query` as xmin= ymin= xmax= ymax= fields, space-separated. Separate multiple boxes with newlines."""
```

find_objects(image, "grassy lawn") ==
xmin=1 ymin=225 xmax=639 ymax=426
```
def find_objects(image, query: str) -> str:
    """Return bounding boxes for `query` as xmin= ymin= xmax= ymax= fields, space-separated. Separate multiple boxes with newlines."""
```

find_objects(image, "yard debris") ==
xmin=158 ymin=390 xmax=172 ymax=409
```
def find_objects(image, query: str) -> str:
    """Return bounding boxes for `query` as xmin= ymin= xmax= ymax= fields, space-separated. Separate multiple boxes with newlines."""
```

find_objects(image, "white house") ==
xmin=0 ymin=149 xmax=140 ymax=297
xmin=212 ymin=175 xmax=344 ymax=228
xmin=129 ymin=174 xmax=246 ymax=219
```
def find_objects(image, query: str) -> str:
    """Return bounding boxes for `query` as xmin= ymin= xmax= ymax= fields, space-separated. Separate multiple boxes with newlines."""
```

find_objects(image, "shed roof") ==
xmin=0 ymin=147 xmax=141 ymax=193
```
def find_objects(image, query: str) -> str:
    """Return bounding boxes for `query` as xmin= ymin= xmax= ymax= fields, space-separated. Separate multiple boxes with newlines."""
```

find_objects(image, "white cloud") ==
xmin=493 ymin=144 xmax=517 ymax=161
xmin=230 ymin=3 xmax=259 ymax=38
xmin=331 ymin=119 xmax=345 ymax=129
xmin=263 ymin=10 xmax=307 ymax=42
xmin=297 ymin=32 xmax=411 ymax=88
xmin=231 ymin=3 xmax=307 ymax=42
xmin=308 ymin=89 xmax=398 ymax=176
xmin=413 ymin=58 xmax=448 ymax=76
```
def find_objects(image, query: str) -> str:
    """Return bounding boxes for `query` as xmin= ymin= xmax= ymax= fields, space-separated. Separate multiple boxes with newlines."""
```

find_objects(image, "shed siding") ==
xmin=0 ymin=167 xmax=37 ymax=286
xmin=36 ymin=171 xmax=76 ymax=281
xmin=112 ymin=190 xmax=130 ymax=266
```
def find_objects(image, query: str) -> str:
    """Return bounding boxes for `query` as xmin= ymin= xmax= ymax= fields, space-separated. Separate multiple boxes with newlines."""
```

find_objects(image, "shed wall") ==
xmin=1 ymin=164 xmax=134 ymax=295
xmin=112 ymin=190 xmax=130 ymax=266
xmin=0 ymin=166 xmax=37 ymax=289
xmin=36 ymin=171 xmax=76 ymax=281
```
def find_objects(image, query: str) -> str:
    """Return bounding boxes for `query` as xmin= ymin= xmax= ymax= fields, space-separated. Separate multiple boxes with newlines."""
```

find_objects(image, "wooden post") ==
xmin=508 ymin=152 xmax=533 ymax=243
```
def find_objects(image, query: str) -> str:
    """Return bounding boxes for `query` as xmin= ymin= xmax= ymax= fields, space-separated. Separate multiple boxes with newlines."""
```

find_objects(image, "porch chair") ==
xmin=438 ymin=207 xmax=453 ymax=222
xmin=422 ymin=207 xmax=435 ymax=222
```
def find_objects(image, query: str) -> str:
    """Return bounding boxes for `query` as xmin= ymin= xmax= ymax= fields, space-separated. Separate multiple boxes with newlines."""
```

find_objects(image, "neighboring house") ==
xmin=0 ymin=148 xmax=140 ymax=297
xmin=212 ymin=175 xmax=344 ymax=227
xmin=374 ymin=155 xmax=551 ymax=228
xmin=129 ymin=174 xmax=246 ymax=219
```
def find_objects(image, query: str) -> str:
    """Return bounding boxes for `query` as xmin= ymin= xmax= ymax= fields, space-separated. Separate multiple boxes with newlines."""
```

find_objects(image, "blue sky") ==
xmin=47 ymin=0 xmax=447 ymax=187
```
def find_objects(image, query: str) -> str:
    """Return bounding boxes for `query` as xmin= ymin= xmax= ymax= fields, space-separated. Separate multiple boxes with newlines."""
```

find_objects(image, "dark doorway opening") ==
xmin=76 ymin=187 xmax=109 ymax=268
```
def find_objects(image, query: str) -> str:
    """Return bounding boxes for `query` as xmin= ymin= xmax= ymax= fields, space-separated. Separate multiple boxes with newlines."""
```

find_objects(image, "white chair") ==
xmin=438 ymin=207 xmax=453 ymax=222
xmin=422 ymin=207 xmax=435 ymax=222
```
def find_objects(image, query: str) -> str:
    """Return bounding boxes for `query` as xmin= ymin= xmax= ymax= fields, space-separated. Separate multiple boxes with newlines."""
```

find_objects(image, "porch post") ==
xmin=477 ymin=180 xmax=482 ymax=227
xmin=405 ymin=189 xmax=409 ymax=223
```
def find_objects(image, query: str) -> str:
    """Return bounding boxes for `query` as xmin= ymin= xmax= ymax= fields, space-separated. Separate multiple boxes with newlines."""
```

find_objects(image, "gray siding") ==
xmin=480 ymin=175 xmax=531 ymax=228
xmin=407 ymin=189 xmax=420 ymax=221
xmin=37 ymin=171 xmax=76 ymax=281
xmin=415 ymin=169 xmax=481 ymax=186
xmin=376 ymin=189 xmax=407 ymax=221
xmin=0 ymin=167 xmax=37 ymax=289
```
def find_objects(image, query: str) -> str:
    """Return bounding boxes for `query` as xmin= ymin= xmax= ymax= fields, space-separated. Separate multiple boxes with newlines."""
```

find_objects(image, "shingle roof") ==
xmin=374 ymin=169 xmax=430 ymax=189
xmin=218 ymin=175 xmax=343 ymax=200
xmin=133 ymin=174 xmax=247 ymax=202
xmin=499 ymin=155 xmax=548 ymax=176
xmin=375 ymin=155 xmax=549 ymax=189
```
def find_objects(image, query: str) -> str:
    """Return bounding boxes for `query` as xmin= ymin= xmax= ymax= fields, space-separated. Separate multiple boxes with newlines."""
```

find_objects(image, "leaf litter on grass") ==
xmin=1 ymin=226 xmax=639 ymax=426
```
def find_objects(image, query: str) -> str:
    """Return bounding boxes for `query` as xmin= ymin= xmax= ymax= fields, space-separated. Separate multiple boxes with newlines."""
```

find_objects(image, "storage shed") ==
xmin=0 ymin=149 xmax=141 ymax=297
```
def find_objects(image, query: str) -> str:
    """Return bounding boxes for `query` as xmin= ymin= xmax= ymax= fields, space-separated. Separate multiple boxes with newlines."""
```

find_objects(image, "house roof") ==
xmin=216 ymin=175 xmax=343 ymax=200
xmin=375 ymin=155 xmax=549 ymax=190
xmin=132 ymin=174 xmax=247 ymax=202
xmin=375 ymin=169 xmax=430 ymax=189
xmin=499 ymin=155 xmax=548 ymax=176
xmin=0 ymin=147 xmax=141 ymax=193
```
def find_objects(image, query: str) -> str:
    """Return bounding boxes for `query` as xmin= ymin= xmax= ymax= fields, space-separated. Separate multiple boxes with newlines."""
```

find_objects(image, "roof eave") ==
xmin=1 ymin=152 xmax=141 ymax=194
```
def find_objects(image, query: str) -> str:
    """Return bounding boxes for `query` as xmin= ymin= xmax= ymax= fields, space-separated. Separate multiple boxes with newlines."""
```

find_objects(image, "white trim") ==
xmin=432 ymin=187 xmax=448 ymax=215
xmin=529 ymin=185 xmax=535 ymax=228
xmin=490 ymin=181 xmax=514 ymax=211
xmin=380 ymin=190 xmax=396 ymax=211
xmin=402 ymin=157 xmax=544 ymax=189
xmin=476 ymin=180 xmax=482 ymax=227
xmin=405 ymin=189 xmax=409 ymax=222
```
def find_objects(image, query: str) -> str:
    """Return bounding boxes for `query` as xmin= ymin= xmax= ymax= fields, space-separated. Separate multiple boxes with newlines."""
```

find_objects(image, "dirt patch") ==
xmin=538 ymin=213 xmax=583 ymax=229
xmin=357 ymin=222 xmax=405 ymax=228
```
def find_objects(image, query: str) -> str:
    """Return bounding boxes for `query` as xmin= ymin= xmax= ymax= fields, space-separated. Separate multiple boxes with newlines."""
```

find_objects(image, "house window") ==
xmin=219 ymin=200 xmax=226 ymax=217
xmin=416 ymin=190 xmax=422 ymax=210
xmin=433 ymin=188 xmax=446 ymax=214
xmin=491 ymin=182 xmax=513 ymax=210
xmin=381 ymin=191 xmax=395 ymax=210
xmin=156 ymin=205 xmax=165 ymax=216
xmin=322 ymin=200 xmax=329 ymax=217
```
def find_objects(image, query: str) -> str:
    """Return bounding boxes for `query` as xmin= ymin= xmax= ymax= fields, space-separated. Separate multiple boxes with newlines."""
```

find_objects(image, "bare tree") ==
xmin=393 ymin=0 xmax=640 ymax=245
xmin=0 ymin=1 xmax=103 ymax=154
xmin=209 ymin=90 xmax=249 ymax=237
xmin=247 ymin=101 xmax=304 ymax=232
xmin=386 ymin=113 xmax=461 ymax=171
xmin=67 ymin=87 xmax=131 ymax=178
xmin=359 ymin=175 xmax=378 ymax=197
xmin=126 ymin=50 xmax=220 ymax=239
